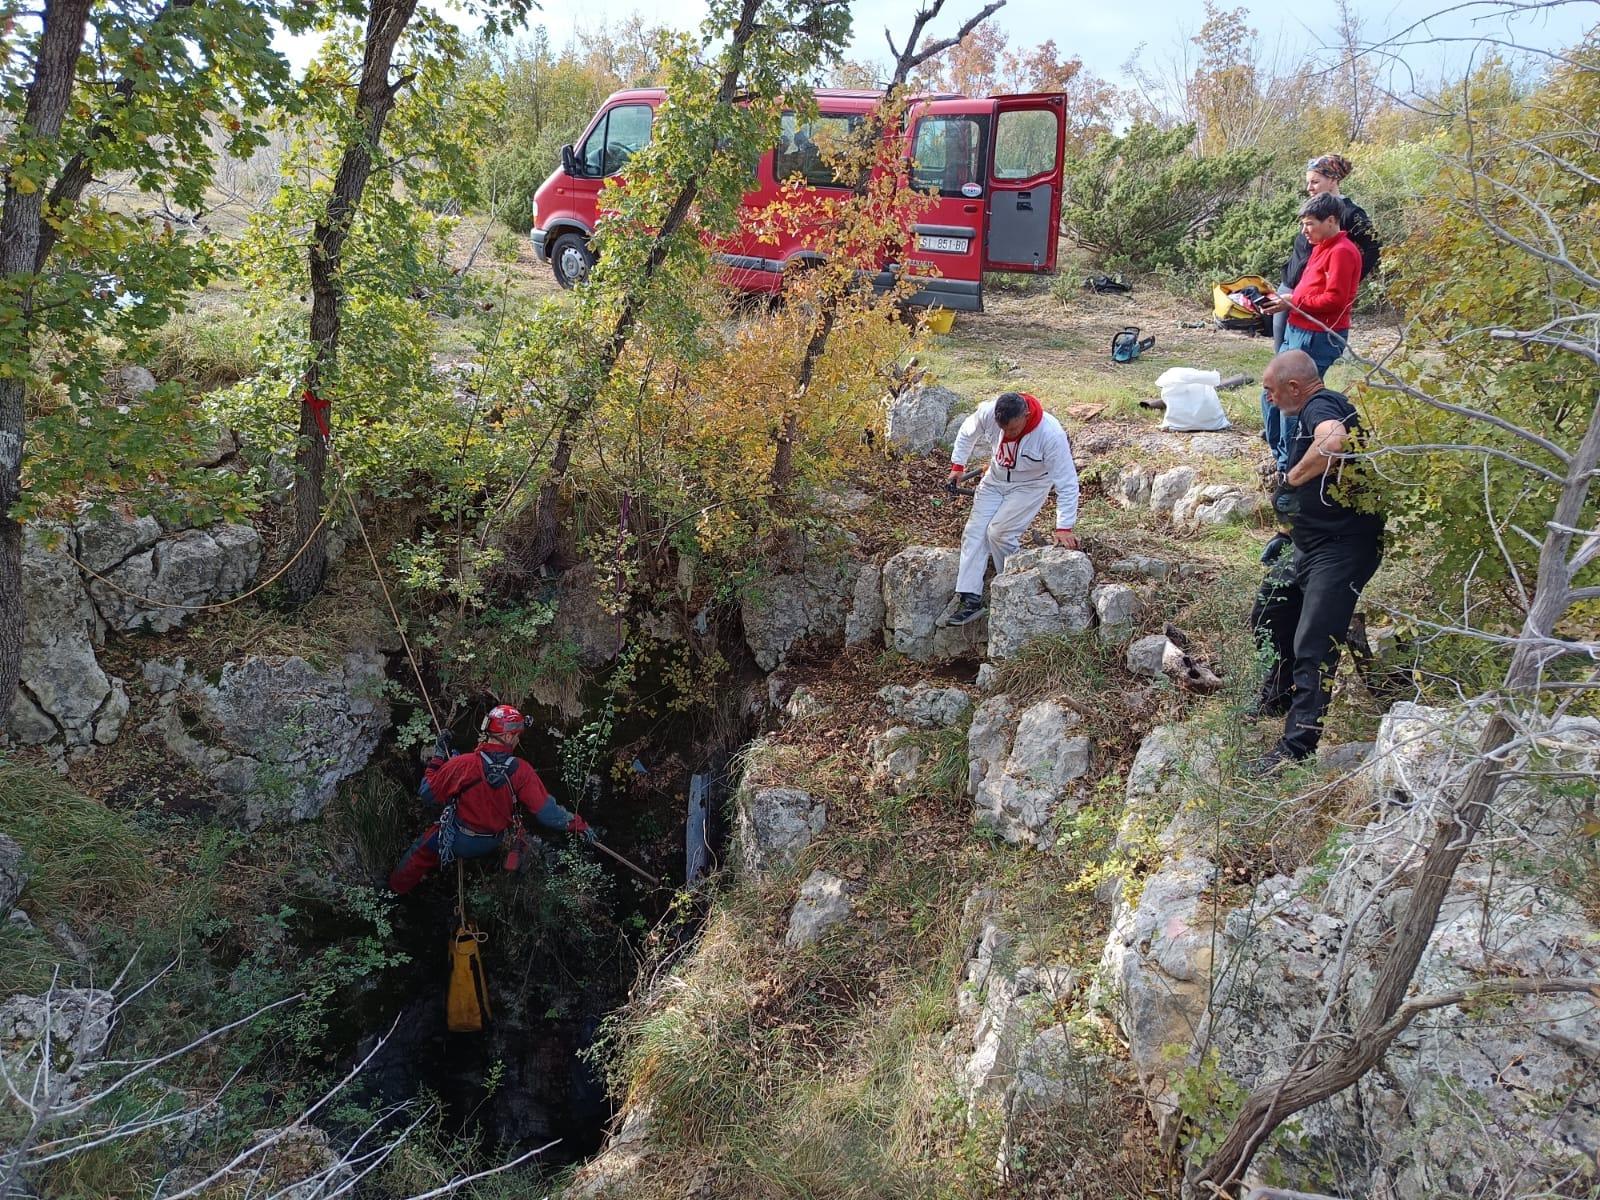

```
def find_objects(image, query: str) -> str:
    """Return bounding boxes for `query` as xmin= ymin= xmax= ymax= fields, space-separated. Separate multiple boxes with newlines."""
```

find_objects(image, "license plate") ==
xmin=918 ymin=235 xmax=969 ymax=253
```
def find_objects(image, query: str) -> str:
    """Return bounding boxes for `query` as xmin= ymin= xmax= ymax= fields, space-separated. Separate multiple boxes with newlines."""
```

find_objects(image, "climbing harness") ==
xmin=447 ymin=860 xmax=492 ymax=1033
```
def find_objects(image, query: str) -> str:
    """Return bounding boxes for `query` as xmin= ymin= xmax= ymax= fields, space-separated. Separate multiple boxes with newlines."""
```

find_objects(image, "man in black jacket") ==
xmin=1249 ymin=350 xmax=1384 ymax=775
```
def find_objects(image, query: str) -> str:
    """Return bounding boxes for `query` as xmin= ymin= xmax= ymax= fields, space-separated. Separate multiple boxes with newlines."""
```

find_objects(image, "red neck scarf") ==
xmin=997 ymin=393 xmax=1043 ymax=467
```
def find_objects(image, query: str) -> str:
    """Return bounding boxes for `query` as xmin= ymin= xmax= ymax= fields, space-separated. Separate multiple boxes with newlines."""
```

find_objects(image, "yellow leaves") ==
xmin=11 ymin=174 xmax=36 ymax=196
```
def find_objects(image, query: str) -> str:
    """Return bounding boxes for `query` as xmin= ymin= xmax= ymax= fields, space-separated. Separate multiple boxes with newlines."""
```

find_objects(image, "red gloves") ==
xmin=568 ymin=815 xmax=597 ymax=843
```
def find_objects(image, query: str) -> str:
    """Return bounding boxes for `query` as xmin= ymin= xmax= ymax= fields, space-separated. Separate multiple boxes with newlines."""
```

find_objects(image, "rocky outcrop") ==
xmin=0 ymin=833 xmax=27 ymax=912
xmin=870 ymin=726 xmax=925 ymax=794
xmin=955 ymin=916 xmax=1093 ymax=1121
xmin=1 ymin=987 xmax=115 ymax=1071
xmin=7 ymin=510 xmax=262 ymax=749
xmin=1105 ymin=706 xmax=1600 ymax=1195
xmin=565 ymin=1106 xmax=656 ymax=1200
xmin=1095 ymin=722 xmax=1225 ymax=1134
xmin=551 ymin=562 xmax=625 ymax=669
xmin=9 ymin=524 xmax=128 ymax=748
xmin=1203 ymin=703 xmax=1600 ymax=1196
xmin=1109 ymin=461 xmax=1262 ymax=530
xmin=76 ymin=509 xmax=261 ymax=635
xmin=736 ymin=786 xmax=826 ymax=877
xmin=878 ymin=682 xmax=971 ymax=728
xmin=986 ymin=547 xmax=1094 ymax=660
xmin=1170 ymin=483 xmax=1262 ymax=530
xmin=785 ymin=870 xmax=852 ymax=948
xmin=968 ymin=695 xmax=1092 ymax=845
xmin=148 ymin=648 xmax=389 ymax=825
xmin=881 ymin=546 xmax=986 ymax=662
xmin=1090 ymin=583 xmax=1136 ymax=645
xmin=886 ymin=384 xmax=961 ymax=454
xmin=844 ymin=563 xmax=885 ymax=647
xmin=742 ymin=552 xmax=857 ymax=671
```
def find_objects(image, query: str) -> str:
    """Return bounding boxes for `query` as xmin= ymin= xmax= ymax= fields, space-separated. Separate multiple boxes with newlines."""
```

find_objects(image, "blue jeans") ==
xmin=1262 ymin=324 xmax=1348 ymax=469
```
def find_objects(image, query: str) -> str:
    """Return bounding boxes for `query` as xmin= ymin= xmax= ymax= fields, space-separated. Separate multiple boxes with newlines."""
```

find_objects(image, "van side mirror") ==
xmin=561 ymin=144 xmax=578 ymax=176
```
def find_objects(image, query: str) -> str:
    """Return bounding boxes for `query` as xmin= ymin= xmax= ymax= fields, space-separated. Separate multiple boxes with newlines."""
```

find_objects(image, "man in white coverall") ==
xmin=941 ymin=391 xmax=1080 ymax=627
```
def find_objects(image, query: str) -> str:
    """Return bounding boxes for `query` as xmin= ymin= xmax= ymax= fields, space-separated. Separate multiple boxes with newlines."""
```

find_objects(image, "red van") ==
xmin=529 ymin=88 xmax=1066 ymax=312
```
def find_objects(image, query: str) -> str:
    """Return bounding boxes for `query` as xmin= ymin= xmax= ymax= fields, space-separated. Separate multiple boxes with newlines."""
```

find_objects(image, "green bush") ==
xmin=1345 ymin=137 xmax=1443 ymax=253
xmin=1061 ymin=123 xmax=1269 ymax=272
xmin=1186 ymin=186 xmax=1302 ymax=282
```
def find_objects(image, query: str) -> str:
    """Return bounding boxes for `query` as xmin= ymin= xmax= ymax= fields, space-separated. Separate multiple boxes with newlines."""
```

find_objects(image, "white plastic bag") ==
xmin=1156 ymin=367 xmax=1231 ymax=432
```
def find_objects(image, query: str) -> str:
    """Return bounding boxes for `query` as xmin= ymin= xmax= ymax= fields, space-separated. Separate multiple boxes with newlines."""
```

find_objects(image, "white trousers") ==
xmin=956 ymin=474 xmax=1053 ymax=594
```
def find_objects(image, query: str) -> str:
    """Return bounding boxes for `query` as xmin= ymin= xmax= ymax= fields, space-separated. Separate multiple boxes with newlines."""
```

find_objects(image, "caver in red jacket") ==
xmin=388 ymin=744 xmax=589 ymax=894
xmin=1287 ymin=229 xmax=1362 ymax=334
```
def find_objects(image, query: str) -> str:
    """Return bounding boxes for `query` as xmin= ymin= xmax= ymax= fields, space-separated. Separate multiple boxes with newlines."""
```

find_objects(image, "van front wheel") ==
xmin=551 ymin=233 xmax=595 ymax=289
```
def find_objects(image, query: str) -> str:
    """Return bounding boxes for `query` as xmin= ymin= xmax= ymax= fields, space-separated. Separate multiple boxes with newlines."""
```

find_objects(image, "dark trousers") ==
xmin=1251 ymin=533 xmax=1382 ymax=758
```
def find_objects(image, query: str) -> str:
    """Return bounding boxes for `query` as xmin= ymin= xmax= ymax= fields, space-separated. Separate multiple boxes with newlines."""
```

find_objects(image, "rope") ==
xmin=345 ymin=487 xmax=441 ymax=733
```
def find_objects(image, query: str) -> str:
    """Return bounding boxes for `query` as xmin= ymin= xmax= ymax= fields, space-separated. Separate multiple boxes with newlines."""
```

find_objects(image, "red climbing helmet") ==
xmin=484 ymin=704 xmax=527 ymax=737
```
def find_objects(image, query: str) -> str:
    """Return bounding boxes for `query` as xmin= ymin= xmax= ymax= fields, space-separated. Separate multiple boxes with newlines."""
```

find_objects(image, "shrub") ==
xmin=1186 ymin=185 xmax=1302 ymax=282
xmin=1061 ymin=123 xmax=1269 ymax=271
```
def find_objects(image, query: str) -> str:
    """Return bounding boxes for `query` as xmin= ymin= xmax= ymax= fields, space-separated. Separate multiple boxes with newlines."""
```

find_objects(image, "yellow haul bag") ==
xmin=1212 ymin=274 xmax=1273 ymax=331
xmin=447 ymin=922 xmax=491 ymax=1033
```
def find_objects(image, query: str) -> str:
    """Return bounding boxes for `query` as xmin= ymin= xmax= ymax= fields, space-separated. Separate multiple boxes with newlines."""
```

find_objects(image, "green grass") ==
xmin=0 ymin=761 xmax=155 ymax=919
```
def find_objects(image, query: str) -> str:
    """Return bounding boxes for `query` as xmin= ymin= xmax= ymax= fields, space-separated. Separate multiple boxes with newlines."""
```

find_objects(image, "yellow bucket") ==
xmin=926 ymin=308 xmax=956 ymax=335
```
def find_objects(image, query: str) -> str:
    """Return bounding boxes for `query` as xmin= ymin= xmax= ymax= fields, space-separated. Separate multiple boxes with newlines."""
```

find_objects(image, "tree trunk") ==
xmin=282 ymin=0 xmax=419 ymax=607
xmin=0 ymin=0 xmax=94 ymax=725
xmin=522 ymin=0 xmax=762 ymax=572
xmin=1193 ymin=392 xmax=1600 ymax=1196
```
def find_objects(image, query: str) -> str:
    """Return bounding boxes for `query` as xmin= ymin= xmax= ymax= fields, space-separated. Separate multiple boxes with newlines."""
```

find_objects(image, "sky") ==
xmin=277 ymin=0 xmax=1596 ymax=93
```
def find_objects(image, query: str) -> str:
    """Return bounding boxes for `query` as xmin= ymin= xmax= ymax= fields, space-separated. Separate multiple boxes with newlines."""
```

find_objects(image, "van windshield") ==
xmin=774 ymin=113 xmax=864 ymax=189
xmin=911 ymin=114 xmax=988 ymax=197
xmin=578 ymin=103 xmax=653 ymax=177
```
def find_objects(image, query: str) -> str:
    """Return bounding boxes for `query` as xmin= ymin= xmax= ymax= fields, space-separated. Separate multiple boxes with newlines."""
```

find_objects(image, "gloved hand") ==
xmin=945 ymin=467 xmax=963 ymax=495
xmin=432 ymin=730 xmax=455 ymax=761
xmin=569 ymin=814 xmax=598 ymax=844
xmin=1272 ymin=484 xmax=1299 ymax=521
xmin=1260 ymin=532 xmax=1291 ymax=564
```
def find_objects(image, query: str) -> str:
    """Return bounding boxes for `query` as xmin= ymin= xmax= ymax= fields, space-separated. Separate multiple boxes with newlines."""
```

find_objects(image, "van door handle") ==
xmin=963 ymin=204 xmax=978 ymax=213
xmin=1017 ymin=201 xmax=1033 ymax=211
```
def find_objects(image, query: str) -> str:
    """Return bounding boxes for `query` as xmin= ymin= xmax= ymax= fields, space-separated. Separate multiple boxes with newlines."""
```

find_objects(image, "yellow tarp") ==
xmin=447 ymin=922 xmax=491 ymax=1033
xmin=1212 ymin=275 xmax=1273 ymax=322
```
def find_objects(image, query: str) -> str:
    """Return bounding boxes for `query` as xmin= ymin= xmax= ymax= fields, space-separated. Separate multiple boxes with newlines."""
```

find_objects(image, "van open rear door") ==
xmin=983 ymin=93 xmax=1065 ymax=273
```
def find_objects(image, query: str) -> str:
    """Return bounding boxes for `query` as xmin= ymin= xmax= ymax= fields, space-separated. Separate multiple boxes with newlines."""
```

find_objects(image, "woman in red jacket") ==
xmin=1263 ymin=192 xmax=1363 ymax=377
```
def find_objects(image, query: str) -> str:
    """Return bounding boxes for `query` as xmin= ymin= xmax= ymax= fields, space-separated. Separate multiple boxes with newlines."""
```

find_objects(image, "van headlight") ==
xmin=531 ymin=199 xmax=539 ymax=226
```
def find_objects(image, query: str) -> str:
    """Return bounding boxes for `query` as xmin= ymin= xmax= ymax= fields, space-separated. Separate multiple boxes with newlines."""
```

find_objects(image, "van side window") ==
xmin=578 ymin=103 xmax=653 ymax=177
xmin=993 ymin=109 xmax=1059 ymax=180
xmin=773 ymin=112 xmax=863 ymax=189
xmin=911 ymin=115 xmax=988 ymax=197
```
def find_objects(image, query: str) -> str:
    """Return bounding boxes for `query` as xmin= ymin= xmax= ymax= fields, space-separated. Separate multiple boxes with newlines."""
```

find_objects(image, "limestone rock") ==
xmin=878 ymin=682 xmax=971 ymax=728
xmin=956 ymin=919 xmax=1083 ymax=1117
xmin=887 ymin=384 xmax=961 ymax=454
xmin=1171 ymin=483 xmax=1262 ymax=530
xmin=1125 ymin=633 xmax=1172 ymax=678
xmin=177 ymin=648 xmax=390 ymax=825
xmin=785 ymin=870 xmax=852 ymax=948
xmin=1148 ymin=466 xmax=1196 ymax=514
xmin=8 ymin=524 xmax=128 ymax=748
xmin=844 ymin=563 xmax=885 ymax=647
xmin=971 ymin=699 xmax=1092 ymax=845
xmin=736 ymin=786 xmax=826 ymax=876
xmin=552 ymin=562 xmax=625 ymax=669
xmin=870 ymin=726 xmax=925 ymax=793
xmin=0 ymin=834 xmax=26 ymax=911
xmin=882 ymin=546 xmax=986 ymax=662
xmin=783 ymin=686 xmax=826 ymax=722
xmin=1106 ymin=555 xmax=1174 ymax=580
xmin=1090 ymin=583 xmax=1136 ymax=645
xmin=966 ymin=694 xmax=1017 ymax=797
xmin=1113 ymin=464 xmax=1153 ymax=509
xmin=742 ymin=551 xmax=857 ymax=671
xmin=115 ymin=364 xmax=158 ymax=397
xmin=0 ymin=988 xmax=114 ymax=1066
xmin=986 ymin=547 xmax=1094 ymax=660
xmin=565 ymin=1105 xmax=656 ymax=1200
xmin=76 ymin=510 xmax=261 ymax=635
xmin=1097 ymin=850 xmax=1221 ymax=1135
